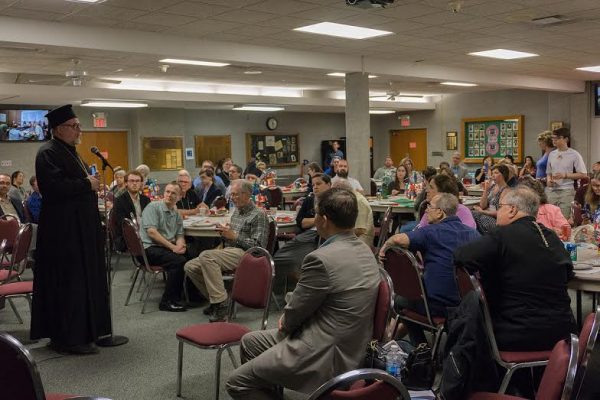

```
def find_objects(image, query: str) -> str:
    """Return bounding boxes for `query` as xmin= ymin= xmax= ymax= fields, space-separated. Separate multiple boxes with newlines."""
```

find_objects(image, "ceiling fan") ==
xmin=27 ymin=59 xmax=121 ymax=87
xmin=369 ymin=82 xmax=424 ymax=101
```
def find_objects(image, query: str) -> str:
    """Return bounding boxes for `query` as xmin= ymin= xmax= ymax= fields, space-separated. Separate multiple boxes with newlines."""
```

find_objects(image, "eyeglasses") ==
xmin=498 ymin=203 xmax=515 ymax=210
xmin=59 ymin=123 xmax=81 ymax=130
xmin=426 ymin=204 xmax=440 ymax=211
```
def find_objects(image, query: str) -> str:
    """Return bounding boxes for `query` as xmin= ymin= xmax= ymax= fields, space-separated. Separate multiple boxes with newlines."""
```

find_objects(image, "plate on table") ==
xmin=275 ymin=215 xmax=294 ymax=223
xmin=190 ymin=220 xmax=215 ymax=228
xmin=378 ymin=201 xmax=397 ymax=206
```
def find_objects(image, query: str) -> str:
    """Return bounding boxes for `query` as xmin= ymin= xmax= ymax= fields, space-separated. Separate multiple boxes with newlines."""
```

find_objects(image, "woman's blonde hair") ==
xmin=537 ymin=130 xmax=553 ymax=148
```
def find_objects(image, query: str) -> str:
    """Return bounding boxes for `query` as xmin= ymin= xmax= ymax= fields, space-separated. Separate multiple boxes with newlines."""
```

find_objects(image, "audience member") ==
xmin=193 ymin=160 xmax=227 ymax=194
xmin=226 ymin=164 xmax=243 ymax=209
xmin=418 ymin=174 xmax=476 ymax=229
xmin=581 ymin=171 xmax=600 ymax=225
xmin=401 ymin=157 xmax=421 ymax=182
xmin=175 ymin=170 xmax=201 ymax=217
xmin=574 ymin=161 xmax=600 ymax=207
xmin=387 ymin=164 xmax=408 ymax=195
xmin=8 ymin=170 xmax=26 ymax=203
xmin=324 ymin=156 xmax=340 ymax=177
xmin=139 ymin=182 xmax=188 ymax=312
xmin=450 ymin=152 xmax=468 ymax=180
xmin=305 ymin=161 xmax=323 ymax=192
xmin=227 ymin=187 xmax=379 ymax=399
xmin=519 ymin=156 xmax=536 ymax=178
xmin=216 ymin=158 xmax=232 ymax=187
xmin=504 ymin=154 xmax=514 ymax=164
xmin=273 ymin=173 xmax=331 ymax=280
xmin=439 ymin=161 xmax=450 ymax=170
xmin=454 ymin=186 xmax=576 ymax=351
xmin=136 ymin=164 xmax=160 ymax=199
xmin=109 ymin=168 xmax=126 ymax=198
xmin=325 ymin=140 xmax=344 ymax=169
xmin=112 ymin=170 xmax=150 ymax=252
xmin=195 ymin=169 xmax=222 ymax=209
xmin=413 ymin=166 xmax=437 ymax=213
xmin=439 ymin=166 xmax=468 ymax=196
xmin=518 ymin=176 xmax=569 ymax=238
xmin=332 ymin=179 xmax=373 ymax=245
xmin=26 ymin=175 xmax=42 ymax=223
xmin=373 ymin=156 xmax=396 ymax=180
xmin=546 ymin=127 xmax=587 ymax=218
xmin=0 ymin=173 xmax=25 ymax=222
xmin=184 ymin=179 xmax=269 ymax=322
xmin=472 ymin=164 xmax=509 ymax=233
xmin=536 ymin=130 xmax=554 ymax=180
xmin=243 ymin=158 xmax=262 ymax=179
xmin=474 ymin=156 xmax=494 ymax=184
xmin=381 ymin=193 xmax=479 ymax=344
xmin=331 ymin=159 xmax=364 ymax=193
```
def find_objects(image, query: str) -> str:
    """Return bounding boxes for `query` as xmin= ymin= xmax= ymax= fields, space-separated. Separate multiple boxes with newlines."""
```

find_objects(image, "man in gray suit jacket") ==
xmin=227 ymin=188 xmax=380 ymax=399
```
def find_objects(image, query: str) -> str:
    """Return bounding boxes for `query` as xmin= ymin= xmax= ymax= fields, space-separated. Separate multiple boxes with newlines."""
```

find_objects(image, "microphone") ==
xmin=90 ymin=146 xmax=114 ymax=171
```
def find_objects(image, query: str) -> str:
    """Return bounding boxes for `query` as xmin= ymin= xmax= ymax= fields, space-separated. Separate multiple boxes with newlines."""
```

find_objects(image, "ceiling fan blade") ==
xmin=94 ymin=78 xmax=122 ymax=84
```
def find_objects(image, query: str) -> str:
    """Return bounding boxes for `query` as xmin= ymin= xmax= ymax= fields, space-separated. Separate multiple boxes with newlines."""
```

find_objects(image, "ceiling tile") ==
xmin=462 ymin=1 xmax=526 ymax=17
xmin=221 ymin=24 xmax=282 ymax=38
xmin=117 ymin=20 xmax=170 ymax=32
xmin=73 ymin=4 xmax=148 ymax=21
xmin=104 ymin=0 xmax=182 ymax=12
xmin=212 ymin=8 xmax=276 ymax=23
xmin=245 ymin=0 xmax=317 ymax=15
xmin=132 ymin=12 xmax=197 ymax=27
xmin=66 ymin=15 xmax=121 ymax=28
xmin=161 ymin=2 xmax=229 ymax=18
xmin=334 ymin=13 xmax=397 ymax=28
xmin=292 ymin=6 xmax=360 ymax=21
xmin=188 ymin=0 xmax=263 ymax=7
xmin=0 ymin=7 xmax=63 ymax=21
xmin=378 ymin=3 xmax=442 ymax=19
xmin=165 ymin=19 xmax=240 ymax=37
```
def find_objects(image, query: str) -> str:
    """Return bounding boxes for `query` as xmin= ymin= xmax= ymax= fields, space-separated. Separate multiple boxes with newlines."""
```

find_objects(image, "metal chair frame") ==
xmin=307 ymin=368 xmax=411 ymax=400
xmin=562 ymin=334 xmax=579 ymax=400
xmin=375 ymin=267 xmax=396 ymax=343
xmin=375 ymin=206 xmax=393 ymax=252
xmin=470 ymin=275 xmax=550 ymax=394
xmin=571 ymin=305 xmax=600 ymax=399
xmin=0 ymin=213 xmax=20 ymax=265
xmin=176 ymin=246 xmax=275 ymax=400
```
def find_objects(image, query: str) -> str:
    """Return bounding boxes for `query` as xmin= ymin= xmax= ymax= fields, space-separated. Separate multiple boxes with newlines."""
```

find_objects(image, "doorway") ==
xmin=79 ymin=130 xmax=129 ymax=180
xmin=389 ymin=129 xmax=428 ymax=171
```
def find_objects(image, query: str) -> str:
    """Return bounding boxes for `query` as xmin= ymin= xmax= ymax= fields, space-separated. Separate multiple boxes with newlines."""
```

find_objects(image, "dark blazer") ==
xmin=112 ymin=192 xmax=150 ymax=251
xmin=0 ymin=196 xmax=25 ymax=222
xmin=195 ymin=184 xmax=222 ymax=208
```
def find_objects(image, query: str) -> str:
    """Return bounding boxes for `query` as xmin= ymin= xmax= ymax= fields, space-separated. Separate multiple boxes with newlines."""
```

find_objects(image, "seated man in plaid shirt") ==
xmin=184 ymin=179 xmax=270 ymax=322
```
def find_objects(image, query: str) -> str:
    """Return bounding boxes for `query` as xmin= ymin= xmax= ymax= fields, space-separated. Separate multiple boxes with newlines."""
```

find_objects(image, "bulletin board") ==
xmin=142 ymin=136 xmax=184 ymax=171
xmin=246 ymin=133 xmax=299 ymax=167
xmin=461 ymin=115 xmax=524 ymax=164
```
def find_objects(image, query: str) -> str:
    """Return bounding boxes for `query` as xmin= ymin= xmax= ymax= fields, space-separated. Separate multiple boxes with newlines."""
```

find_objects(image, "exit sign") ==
xmin=399 ymin=114 xmax=411 ymax=127
xmin=93 ymin=112 xmax=107 ymax=128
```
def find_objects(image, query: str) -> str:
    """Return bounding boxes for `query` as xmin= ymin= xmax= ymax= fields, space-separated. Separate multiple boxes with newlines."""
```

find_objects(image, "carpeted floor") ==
xmin=2 ymin=257 xmax=304 ymax=400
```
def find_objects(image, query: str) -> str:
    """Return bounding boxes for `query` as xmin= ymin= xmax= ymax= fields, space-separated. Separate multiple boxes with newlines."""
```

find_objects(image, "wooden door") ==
xmin=389 ymin=129 xmax=428 ymax=171
xmin=78 ymin=130 xmax=129 ymax=180
xmin=194 ymin=135 xmax=231 ymax=167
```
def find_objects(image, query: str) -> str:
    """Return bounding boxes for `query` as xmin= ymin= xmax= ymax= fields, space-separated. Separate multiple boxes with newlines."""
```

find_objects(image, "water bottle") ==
xmin=386 ymin=344 xmax=402 ymax=379
xmin=376 ymin=187 xmax=382 ymax=201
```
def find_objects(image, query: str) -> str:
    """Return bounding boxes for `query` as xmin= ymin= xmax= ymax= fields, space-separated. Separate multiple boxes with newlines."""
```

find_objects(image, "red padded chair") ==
xmin=121 ymin=218 xmax=165 ymax=314
xmin=22 ymin=200 xmax=33 ymax=224
xmin=0 ymin=332 xmax=111 ymax=400
xmin=470 ymin=276 xmax=552 ymax=394
xmin=0 ymin=213 xmax=20 ymax=264
xmin=571 ymin=306 xmax=600 ymax=399
xmin=0 ymin=223 xmax=33 ymax=324
xmin=468 ymin=334 xmax=579 ymax=400
xmin=455 ymin=266 xmax=475 ymax=299
xmin=571 ymin=201 xmax=583 ymax=227
xmin=382 ymin=246 xmax=445 ymax=359
xmin=373 ymin=268 xmax=395 ymax=343
xmin=176 ymin=246 xmax=275 ymax=400
xmin=375 ymin=206 xmax=393 ymax=253
xmin=277 ymin=196 xmax=305 ymax=242
xmin=264 ymin=186 xmax=284 ymax=210
xmin=307 ymin=368 xmax=411 ymax=400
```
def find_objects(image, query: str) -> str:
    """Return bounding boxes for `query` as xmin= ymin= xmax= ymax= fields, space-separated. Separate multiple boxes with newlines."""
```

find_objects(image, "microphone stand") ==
xmin=96 ymin=158 xmax=128 ymax=347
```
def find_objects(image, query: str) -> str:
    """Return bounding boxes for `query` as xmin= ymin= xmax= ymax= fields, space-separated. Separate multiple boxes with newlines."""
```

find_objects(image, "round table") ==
xmin=183 ymin=211 xmax=297 ymax=237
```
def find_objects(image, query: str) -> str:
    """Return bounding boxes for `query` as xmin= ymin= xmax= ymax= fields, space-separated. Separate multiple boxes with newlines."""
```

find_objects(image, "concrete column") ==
xmin=345 ymin=72 xmax=371 ymax=193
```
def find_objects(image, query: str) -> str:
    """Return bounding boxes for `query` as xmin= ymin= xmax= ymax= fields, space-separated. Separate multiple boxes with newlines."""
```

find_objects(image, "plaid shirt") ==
xmin=226 ymin=203 xmax=269 ymax=250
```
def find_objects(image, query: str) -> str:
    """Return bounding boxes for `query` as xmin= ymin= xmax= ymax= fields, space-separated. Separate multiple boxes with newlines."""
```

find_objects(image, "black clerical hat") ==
xmin=45 ymin=104 xmax=77 ymax=129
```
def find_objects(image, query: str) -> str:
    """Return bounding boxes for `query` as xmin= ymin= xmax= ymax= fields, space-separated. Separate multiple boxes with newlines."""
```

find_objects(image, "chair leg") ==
xmin=137 ymin=271 xmax=147 ymax=294
xmin=125 ymin=268 xmax=140 ymax=306
xmin=215 ymin=348 xmax=224 ymax=400
xmin=498 ymin=365 xmax=516 ymax=394
xmin=176 ymin=341 xmax=183 ymax=397
xmin=141 ymin=273 xmax=158 ymax=314
xmin=7 ymin=298 xmax=23 ymax=324
xmin=431 ymin=327 xmax=444 ymax=361
xmin=183 ymin=273 xmax=190 ymax=305
xmin=270 ymin=291 xmax=281 ymax=311
xmin=226 ymin=346 xmax=239 ymax=369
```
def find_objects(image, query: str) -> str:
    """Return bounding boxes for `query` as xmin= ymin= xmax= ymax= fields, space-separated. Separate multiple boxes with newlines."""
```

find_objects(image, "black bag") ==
xmin=364 ymin=340 xmax=387 ymax=370
xmin=402 ymin=343 xmax=435 ymax=390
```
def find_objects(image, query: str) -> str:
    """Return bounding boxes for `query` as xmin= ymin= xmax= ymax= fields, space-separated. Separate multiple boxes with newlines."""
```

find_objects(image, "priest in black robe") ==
xmin=31 ymin=104 xmax=111 ymax=354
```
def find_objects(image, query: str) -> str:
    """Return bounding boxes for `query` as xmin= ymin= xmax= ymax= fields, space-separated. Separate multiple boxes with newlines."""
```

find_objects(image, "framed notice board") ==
xmin=461 ymin=115 xmax=524 ymax=164
xmin=246 ymin=133 xmax=299 ymax=167
xmin=142 ymin=136 xmax=184 ymax=171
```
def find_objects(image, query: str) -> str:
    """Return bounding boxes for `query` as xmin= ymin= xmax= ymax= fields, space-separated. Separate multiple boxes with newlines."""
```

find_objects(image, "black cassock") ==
xmin=31 ymin=138 xmax=111 ymax=346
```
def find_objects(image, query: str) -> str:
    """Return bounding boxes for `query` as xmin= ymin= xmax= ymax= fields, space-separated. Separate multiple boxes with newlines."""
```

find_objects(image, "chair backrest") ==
xmin=266 ymin=187 xmax=283 ymax=209
xmin=212 ymin=195 xmax=227 ymax=209
xmin=0 ymin=214 xmax=20 ymax=249
xmin=292 ymin=196 xmax=305 ymax=211
xmin=571 ymin=202 xmax=583 ymax=227
xmin=307 ymin=368 xmax=411 ymax=400
xmin=373 ymin=268 xmax=394 ymax=343
xmin=0 ymin=332 xmax=46 ymax=400
xmin=470 ymin=275 xmax=504 ymax=364
xmin=121 ymin=218 xmax=151 ymax=271
xmin=376 ymin=206 xmax=393 ymax=251
xmin=230 ymin=246 xmax=275 ymax=330
xmin=265 ymin=216 xmax=277 ymax=255
xmin=455 ymin=266 xmax=474 ymax=299
xmin=7 ymin=223 xmax=32 ymax=276
xmin=22 ymin=200 xmax=33 ymax=223
xmin=571 ymin=306 xmax=600 ymax=399
xmin=536 ymin=334 xmax=579 ymax=400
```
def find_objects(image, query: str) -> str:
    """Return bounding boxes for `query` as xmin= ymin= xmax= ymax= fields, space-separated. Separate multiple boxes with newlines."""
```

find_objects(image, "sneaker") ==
xmin=208 ymin=301 xmax=229 ymax=323
xmin=202 ymin=303 xmax=216 ymax=315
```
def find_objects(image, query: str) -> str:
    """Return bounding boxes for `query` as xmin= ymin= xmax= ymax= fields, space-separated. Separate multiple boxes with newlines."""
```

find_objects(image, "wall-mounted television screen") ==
xmin=0 ymin=109 xmax=49 ymax=142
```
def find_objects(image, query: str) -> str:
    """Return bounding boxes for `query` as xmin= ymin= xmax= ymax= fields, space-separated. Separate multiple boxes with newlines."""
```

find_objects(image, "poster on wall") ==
xmin=461 ymin=115 xmax=524 ymax=164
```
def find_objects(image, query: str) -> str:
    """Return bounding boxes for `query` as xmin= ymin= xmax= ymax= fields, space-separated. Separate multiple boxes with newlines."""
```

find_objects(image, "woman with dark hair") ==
xmin=216 ymin=158 xmax=232 ymax=187
xmin=306 ymin=162 xmax=323 ymax=192
xmin=519 ymin=176 xmax=569 ymax=238
xmin=401 ymin=157 xmax=421 ymax=183
xmin=582 ymin=172 xmax=600 ymax=224
xmin=195 ymin=169 xmax=222 ymax=209
xmin=417 ymin=174 xmax=476 ymax=229
xmin=387 ymin=164 xmax=408 ymax=195
xmin=536 ymin=130 xmax=554 ymax=180
xmin=472 ymin=164 xmax=510 ymax=233
xmin=474 ymin=156 xmax=494 ymax=184
xmin=8 ymin=170 xmax=26 ymax=202
xmin=439 ymin=166 xmax=469 ymax=196
xmin=519 ymin=156 xmax=537 ymax=178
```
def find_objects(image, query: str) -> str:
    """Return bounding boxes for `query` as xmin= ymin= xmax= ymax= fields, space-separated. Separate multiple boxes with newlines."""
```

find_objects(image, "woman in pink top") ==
xmin=519 ymin=176 xmax=569 ymax=238
xmin=418 ymin=174 xmax=476 ymax=229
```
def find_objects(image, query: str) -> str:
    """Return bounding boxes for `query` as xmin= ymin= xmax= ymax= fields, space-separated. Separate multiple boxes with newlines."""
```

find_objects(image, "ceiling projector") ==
xmin=346 ymin=0 xmax=394 ymax=9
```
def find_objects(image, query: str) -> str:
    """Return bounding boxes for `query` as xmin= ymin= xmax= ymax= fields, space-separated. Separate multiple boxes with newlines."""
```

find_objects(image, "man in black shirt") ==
xmin=112 ymin=170 xmax=150 ymax=252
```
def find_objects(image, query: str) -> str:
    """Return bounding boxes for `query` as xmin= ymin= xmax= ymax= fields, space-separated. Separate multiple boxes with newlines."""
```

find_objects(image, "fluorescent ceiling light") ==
xmin=243 ymin=70 xmax=262 ymax=75
xmin=159 ymin=58 xmax=229 ymax=67
xmin=468 ymin=49 xmax=538 ymax=60
xmin=370 ymin=110 xmax=395 ymax=114
xmin=327 ymin=72 xmax=377 ymax=78
xmin=398 ymin=96 xmax=427 ymax=103
xmin=440 ymin=81 xmax=478 ymax=87
xmin=576 ymin=66 xmax=600 ymax=73
xmin=66 ymin=0 xmax=104 ymax=3
xmin=233 ymin=105 xmax=284 ymax=112
xmin=81 ymin=101 xmax=148 ymax=108
xmin=294 ymin=22 xmax=393 ymax=40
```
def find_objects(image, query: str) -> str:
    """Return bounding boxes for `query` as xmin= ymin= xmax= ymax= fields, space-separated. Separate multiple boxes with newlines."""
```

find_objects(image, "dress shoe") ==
xmin=208 ymin=301 xmax=229 ymax=323
xmin=203 ymin=303 xmax=216 ymax=315
xmin=159 ymin=300 xmax=187 ymax=312
xmin=48 ymin=341 xmax=99 ymax=355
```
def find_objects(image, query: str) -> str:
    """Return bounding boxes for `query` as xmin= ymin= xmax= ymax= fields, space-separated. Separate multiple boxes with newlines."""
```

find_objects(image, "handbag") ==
xmin=401 ymin=342 xmax=435 ymax=390
xmin=364 ymin=340 xmax=387 ymax=370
